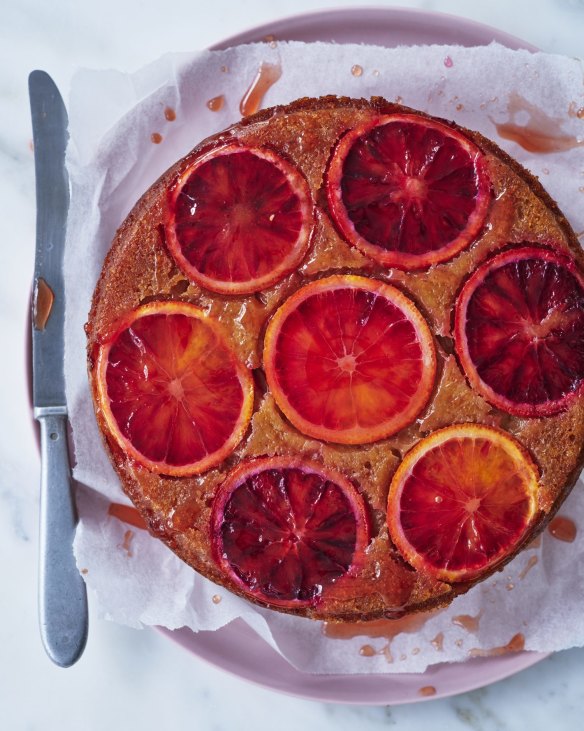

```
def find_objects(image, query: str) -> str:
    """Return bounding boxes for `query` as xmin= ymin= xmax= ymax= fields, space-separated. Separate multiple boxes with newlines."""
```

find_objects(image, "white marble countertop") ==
xmin=2 ymin=0 xmax=584 ymax=728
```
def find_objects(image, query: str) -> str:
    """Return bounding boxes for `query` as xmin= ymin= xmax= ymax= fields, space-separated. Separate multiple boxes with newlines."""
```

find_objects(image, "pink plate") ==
xmin=155 ymin=7 xmax=547 ymax=705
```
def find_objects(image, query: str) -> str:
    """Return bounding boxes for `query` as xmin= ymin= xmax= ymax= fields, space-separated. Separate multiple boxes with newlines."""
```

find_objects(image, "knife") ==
xmin=29 ymin=70 xmax=88 ymax=667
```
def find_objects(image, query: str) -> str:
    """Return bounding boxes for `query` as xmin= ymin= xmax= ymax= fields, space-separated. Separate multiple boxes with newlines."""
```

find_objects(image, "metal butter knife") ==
xmin=29 ymin=70 xmax=88 ymax=667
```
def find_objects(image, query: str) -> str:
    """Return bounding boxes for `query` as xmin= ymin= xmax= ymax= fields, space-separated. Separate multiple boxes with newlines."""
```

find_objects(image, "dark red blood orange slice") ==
xmin=95 ymin=301 xmax=254 ymax=475
xmin=387 ymin=424 xmax=539 ymax=582
xmin=211 ymin=456 xmax=370 ymax=607
xmin=326 ymin=114 xmax=490 ymax=270
xmin=165 ymin=143 xmax=313 ymax=294
xmin=455 ymin=246 xmax=584 ymax=417
xmin=263 ymin=275 xmax=436 ymax=444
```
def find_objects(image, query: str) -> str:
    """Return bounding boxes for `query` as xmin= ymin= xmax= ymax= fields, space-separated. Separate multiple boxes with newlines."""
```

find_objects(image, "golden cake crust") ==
xmin=87 ymin=96 xmax=584 ymax=621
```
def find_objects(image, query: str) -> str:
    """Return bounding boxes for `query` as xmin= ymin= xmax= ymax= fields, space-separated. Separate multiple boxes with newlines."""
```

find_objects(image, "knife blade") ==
xmin=29 ymin=69 xmax=88 ymax=667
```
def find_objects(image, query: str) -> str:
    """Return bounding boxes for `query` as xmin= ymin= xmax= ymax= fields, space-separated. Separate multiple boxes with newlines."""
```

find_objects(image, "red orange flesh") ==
xmin=387 ymin=424 xmax=539 ymax=582
xmin=326 ymin=114 xmax=490 ymax=270
xmin=211 ymin=456 xmax=370 ymax=607
xmin=263 ymin=275 xmax=437 ymax=444
xmin=455 ymin=246 xmax=584 ymax=417
xmin=95 ymin=301 xmax=254 ymax=475
xmin=165 ymin=143 xmax=313 ymax=294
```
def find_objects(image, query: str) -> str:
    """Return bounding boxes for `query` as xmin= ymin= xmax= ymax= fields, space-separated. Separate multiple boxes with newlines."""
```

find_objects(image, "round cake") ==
xmin=86 ymin=96 xmax=584 ymax=621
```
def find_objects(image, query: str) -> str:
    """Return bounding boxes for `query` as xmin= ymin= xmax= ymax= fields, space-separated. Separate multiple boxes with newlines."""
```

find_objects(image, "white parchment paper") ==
xmin=65 ymin=41 xmax=584 ymax=674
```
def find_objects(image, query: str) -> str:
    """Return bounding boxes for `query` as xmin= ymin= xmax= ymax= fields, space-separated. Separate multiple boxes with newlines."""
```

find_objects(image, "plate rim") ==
xmin=157 ymin=621 xmax=549 ymax=706
xmin=156 ymin=5 xmax=548 ymax=706
xmin=209 ymin=5 xmax=539 ymax=53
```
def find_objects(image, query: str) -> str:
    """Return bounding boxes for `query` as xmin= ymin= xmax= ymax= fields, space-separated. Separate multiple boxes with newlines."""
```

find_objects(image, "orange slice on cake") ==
xmin=455 ymin=245 xmax=584 ymax=417
xmin=263 ymin=275 xmax=436 ymax=444
xmin=326 ymin=114 xmax=490 ymax=270
xmin=165 ymin=143 xmax=314 ymax=294
xmin=95 ymin=301 xmax=254 ymax=475
xmin=211 ymin=456 xmax=370 ymax=607
xmin=387 ymin=424 xmax=540 ymax=582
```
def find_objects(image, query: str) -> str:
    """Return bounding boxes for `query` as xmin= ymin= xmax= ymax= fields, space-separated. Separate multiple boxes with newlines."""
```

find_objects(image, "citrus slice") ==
xmin=165 ymin=143 xmax=314 ymax=294
xmin=95 ymin=301 xmax=254 ymax=475
xmin=211 ymin=456 xmax=370 ymax=607
xmin=263 ymin=275 xmax=436 ymax=444
xmin=326 ymin=114 xmax=490 ymax=270
xmin=387 ymin=424 xmax=539 ymax=583
xmin=455 ymin=246 xmax=584 ymax=417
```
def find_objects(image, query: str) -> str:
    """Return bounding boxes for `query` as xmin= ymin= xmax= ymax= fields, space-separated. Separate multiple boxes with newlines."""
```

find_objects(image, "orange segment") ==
xmin=387 ymin=424 xmax=539 ymax=582
xmin=211 ymin=456 xmax=370 ymax=607
xmin=165 ymin=143 xmax=314 ymax=294
xmin=263 ymin=275 xmax=436 ymax=444
xmin=95 ymin=301 xmax=254 ymax=475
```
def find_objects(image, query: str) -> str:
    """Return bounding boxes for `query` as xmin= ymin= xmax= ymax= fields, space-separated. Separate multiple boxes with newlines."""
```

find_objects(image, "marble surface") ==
xmin=2 ymin=0 xmax=584 ymax=728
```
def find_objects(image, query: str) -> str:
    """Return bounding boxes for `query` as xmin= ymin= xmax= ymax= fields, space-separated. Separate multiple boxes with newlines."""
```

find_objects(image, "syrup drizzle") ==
xmin=164 ymin=106 xmax=176 ymax=121
xmin=240 ymin=62 xmax=282 ymax=117
xmin=351 ymin=64 xmax=363 ymax=77
xmin=568 ymin=102 xmax=584 ymax=119
xmin=33 ymin=277 xmax=55 ymax=330
xmin=452 ymin=613 xmax=481 ymax=633
xmin=469 ymin=633 xmax=525 ymax=657
xmin=323 ymin=611 xmax=438 ymax=641
xmin=108 ymin=503 xmax=148 ymax=530
xmin=492 ymin=92 xmax=584 ymax=153
xmin=519 ymin=554 xmax=539 ymax=580
xmin=212 ymin=594 xmax=222 ymax=604
xmin=324 ymin=610 xmax=441 ymax=663
xmin=548 ymin=516 xmax=577 ymax=543
xmin=431 ymin=632 xmax=444 ymax=651
xmin=419 ymin=686 xmax=437 ymax=697
xmin=119 ymin=529 xmax=135 ymax=557
xmin=151 ymin=132 xmax=163 ymax=144
xmin=207 ymin=95 xmax=225 ymax=112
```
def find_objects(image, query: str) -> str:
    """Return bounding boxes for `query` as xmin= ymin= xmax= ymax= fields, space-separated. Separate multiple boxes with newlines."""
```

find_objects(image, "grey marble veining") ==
xmin=2 ymin=1 xmax=584 ymax=728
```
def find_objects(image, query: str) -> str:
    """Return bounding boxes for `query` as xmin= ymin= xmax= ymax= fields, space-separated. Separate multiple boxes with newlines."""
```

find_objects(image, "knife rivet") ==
xmin=50 ymin=432 xmax=59 ymax=441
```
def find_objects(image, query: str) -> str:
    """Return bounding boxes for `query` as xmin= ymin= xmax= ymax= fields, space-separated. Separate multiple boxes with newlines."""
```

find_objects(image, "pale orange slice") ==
xmin=387 ymin=424 xmax=539 ymax=582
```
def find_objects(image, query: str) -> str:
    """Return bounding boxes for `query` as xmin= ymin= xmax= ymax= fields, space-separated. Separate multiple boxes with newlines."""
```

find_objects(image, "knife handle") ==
xmin=37 ymin=410 xmax=88 ymax=667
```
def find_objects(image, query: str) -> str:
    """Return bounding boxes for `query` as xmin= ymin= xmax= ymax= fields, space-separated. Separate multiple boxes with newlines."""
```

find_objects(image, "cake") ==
xmin=86 ymin=97 xmax=584 ymax=621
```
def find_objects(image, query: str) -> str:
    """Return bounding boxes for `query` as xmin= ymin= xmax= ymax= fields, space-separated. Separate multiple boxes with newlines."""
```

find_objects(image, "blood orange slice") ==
xmin=387 ymin=424 xmax=539 ymax=583
xmin=326 ymin=114 xmax=490 ymax=270
xmin=263 ymin=275 xmax=436 ymax=444
xmin=165 ymin=143 xmax=313 ymax=294
xmin=211 ymin=456 xmax=370 ymax=607
xmin=95 ymin=301 xmax=254 ymax=475
xmin=455 ymin=246 xmax=584 ymax=417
